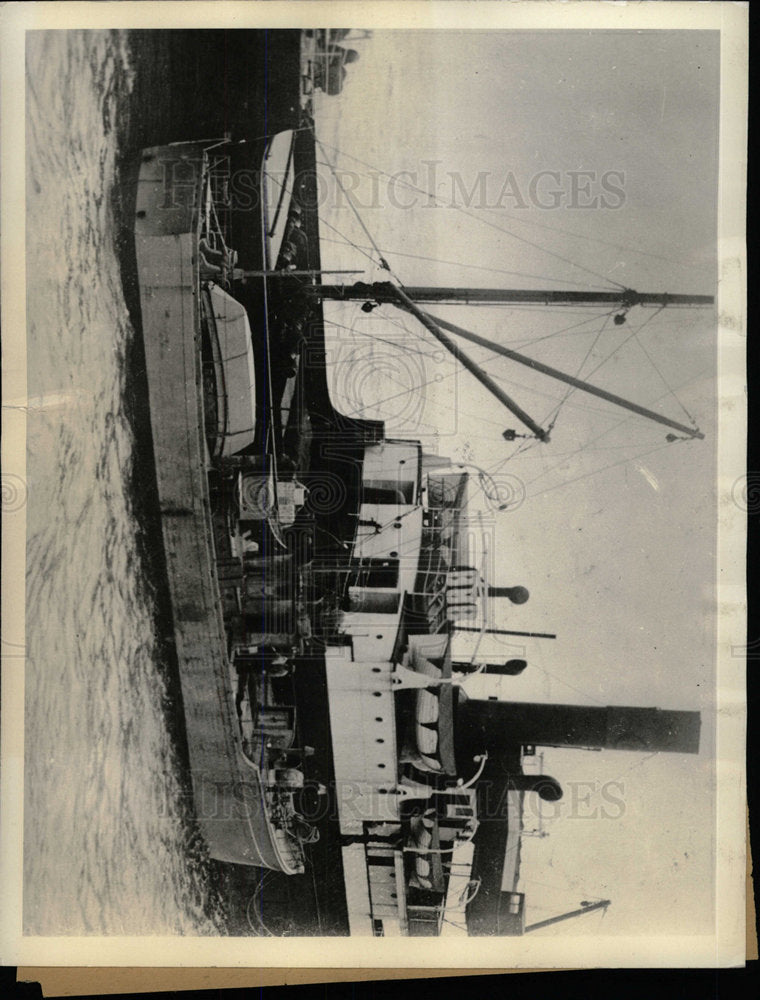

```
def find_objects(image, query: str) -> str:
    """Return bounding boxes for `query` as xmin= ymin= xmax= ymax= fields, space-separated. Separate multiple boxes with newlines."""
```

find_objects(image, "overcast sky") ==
xmin=313 ymin=29 xmax=720 ymax=936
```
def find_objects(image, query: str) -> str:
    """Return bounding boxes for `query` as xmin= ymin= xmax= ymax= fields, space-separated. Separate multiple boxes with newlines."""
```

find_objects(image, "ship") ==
xmin=125 ymin=28 xmax=712 ymax=936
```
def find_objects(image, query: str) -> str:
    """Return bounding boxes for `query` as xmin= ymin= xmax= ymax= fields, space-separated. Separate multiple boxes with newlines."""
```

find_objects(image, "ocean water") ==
xmin=23 ymin=30 xmax=224 ymax=935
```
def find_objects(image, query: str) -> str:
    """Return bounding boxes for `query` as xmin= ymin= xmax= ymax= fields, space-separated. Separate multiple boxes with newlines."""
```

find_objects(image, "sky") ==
xmin=311 ymin=29 xmax=720 ymax=936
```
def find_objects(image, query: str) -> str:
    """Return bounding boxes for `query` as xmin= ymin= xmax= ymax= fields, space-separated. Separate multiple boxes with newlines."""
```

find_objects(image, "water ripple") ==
xmin=24 ymin=30 xmax=225 ymax=936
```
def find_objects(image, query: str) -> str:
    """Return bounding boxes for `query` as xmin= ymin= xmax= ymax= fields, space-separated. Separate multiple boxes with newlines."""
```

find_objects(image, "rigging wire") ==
xmin=528 ymin=439 xmax=674 ymax=500
xmin=314 ymin=137 xmax=708 ymax=276
xmin=328 ymin=305 xmax=646 ymax=432
xmin=315 ymin=138 xmax=399 ymax=277
xmin=311 ymin=128 xmax=708 ymax=446
xmin=440 ymin=916 xmax=469 ymax=933
xmin=306 ymin=856 xmax=325 ymax=936
xmin=323 ymin=315 xmax=515 ymax=433
xmin=318 ymin=212 xmax=382 ymax=270
xmin=496 ymin=438 xmax=686 ymax=460
xmin=375 ymin=300 xmax=640 ymax=443
xmin=555 ymin=303 xmax=699 ymax=429
xmin=482 ymin=362 xmax=710 ymax=504
xmin=326 ymin=355 xmax=452 ymax=434
xmin=476 ymin=307 xmax=620 ymax=414
xmin=436 ymin=304 xmax=670 ymax=427
xmin=333 ymin=311 xmax=668 ymax=441
xmin=543 ymin=310 xmax=616 ymax=433
xmin=512 ymin=656 xmax=609 ymax=706
xmin=370 ymin=304 xmax=453 ymax=354
xmin=525 ymin=395 xmax=663 ymax=488
xmin=454 ymin=609 xmax=609 ymax=707
xmin=331 ymin=300 xmax=705 ymax=497
xmin=314 ymin=135 xmax=699 ymax=449
xmin=317 ymin=232 xmax=613 ymax=289
xmin=321 ymin=317 xmax=455 ymax=428
xmin=475 ymin=203 xmax=711 ymax=274
xmin=314 ymin=137 xmax=628 ymax=291
xmin=473 ymin=304 xmax=620 ymax=349
xmin=335 ymin=344 xmax=504 ymax=420
xmin=415 ymin=298 xmax=622 ymax=355
xmin=313 ymin=133 xmax=706 ymax=474
xmin=324 ymin=315 xmax=443 ymax=360
xmin=500 ymin=306 xmax=688 ymax=488
xmin=519 ymin=367 xmax=709 ymax=496
xmin=570 ymin=304 xmax=666 ymax=385
xmin=632 ymin=329 xmax=699 ymax=428
xmin=257 ymin=167 xmax=280 ymax=489
xmin=384 ymin=303 xmax=640 ymax=418
xmin=610 ymin=750 xmax=661 ymax=781
xmin=259 ymin=156 xmax=382 ymax=275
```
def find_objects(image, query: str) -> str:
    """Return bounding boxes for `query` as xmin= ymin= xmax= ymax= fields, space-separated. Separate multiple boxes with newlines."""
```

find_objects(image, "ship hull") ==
xmin=129 ymin=144 xmax=302 ymax=874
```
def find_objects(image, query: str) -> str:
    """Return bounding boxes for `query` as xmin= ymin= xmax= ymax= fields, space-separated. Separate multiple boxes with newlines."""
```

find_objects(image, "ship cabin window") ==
xmin=363 ymin=479 xmax=416 ymax=506
xmin=348 ymin=590 xmax=401 ymax=615
xmin=347 ymin=557 xmax=400 ymax=590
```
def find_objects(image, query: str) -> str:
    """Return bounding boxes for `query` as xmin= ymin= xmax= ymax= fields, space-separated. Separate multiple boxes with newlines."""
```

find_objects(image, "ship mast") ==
xmin=311 ymin=280 xmax=713 ymax=441
xmin=314 ymin=283 xmax=714 ymax=309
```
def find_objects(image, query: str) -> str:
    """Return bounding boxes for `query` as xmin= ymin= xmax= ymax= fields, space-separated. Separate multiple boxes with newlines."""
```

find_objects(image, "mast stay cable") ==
xmin=309 ymin=124 xmax=707 ymax=447
xmin=314 ymin=138 xmax=628 ymax=291
xmin=315 ymin=137 xmax=708 ymax=276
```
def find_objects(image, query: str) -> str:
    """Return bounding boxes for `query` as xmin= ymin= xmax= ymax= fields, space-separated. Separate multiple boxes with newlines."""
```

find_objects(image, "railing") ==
xmin=199 ymin=148 xmax=236 ymax=288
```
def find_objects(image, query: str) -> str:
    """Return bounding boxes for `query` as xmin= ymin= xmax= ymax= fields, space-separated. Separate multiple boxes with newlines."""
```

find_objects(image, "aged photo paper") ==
xmin=0 ymin=0 xmax=748 ymax=971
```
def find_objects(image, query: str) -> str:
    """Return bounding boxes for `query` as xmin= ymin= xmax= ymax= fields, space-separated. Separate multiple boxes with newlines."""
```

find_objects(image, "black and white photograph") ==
xmin=0 ymin=1 xmax=747 ymax=970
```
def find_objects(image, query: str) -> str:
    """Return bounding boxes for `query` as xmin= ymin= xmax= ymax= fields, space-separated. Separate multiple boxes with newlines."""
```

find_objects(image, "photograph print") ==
xmin=2 ymin=2 xmax=747 ymax=968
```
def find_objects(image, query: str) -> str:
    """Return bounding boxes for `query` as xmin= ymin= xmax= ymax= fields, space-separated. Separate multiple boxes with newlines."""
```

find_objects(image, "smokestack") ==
xmin=457 ymin=701 xmax=701 ymax=755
